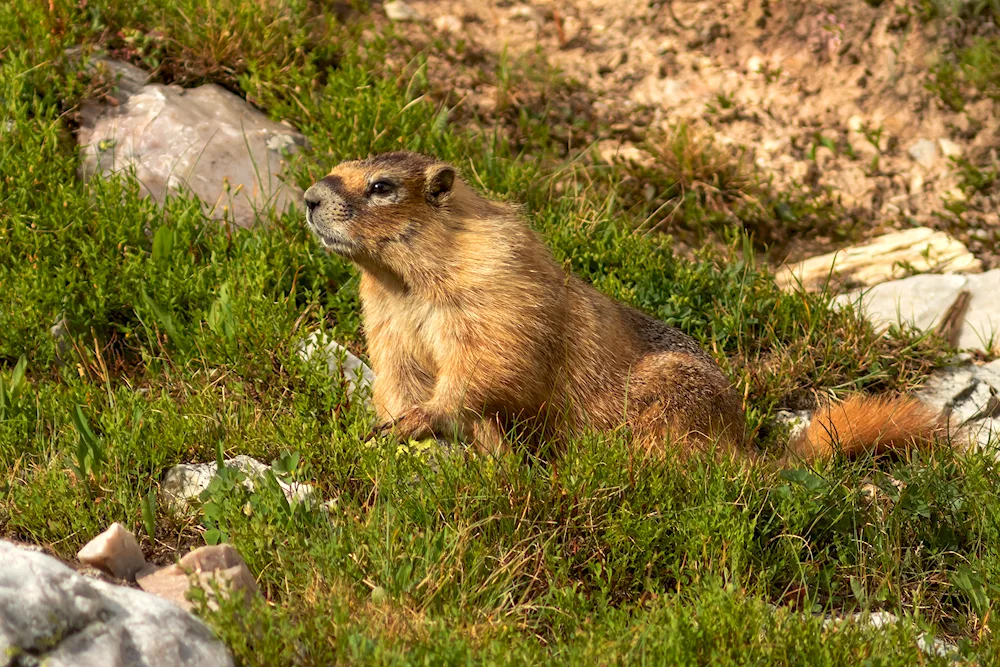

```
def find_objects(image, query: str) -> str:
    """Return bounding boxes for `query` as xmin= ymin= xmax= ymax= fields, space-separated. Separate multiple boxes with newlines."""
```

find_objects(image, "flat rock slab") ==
xmin=835 ymin=269 xmax=1000 ymax=353
xmin=776 ymin=227 xmax=982 ymax=292
xmin=79 ymin=75 xmax=304 ymax=228
xmin=0 ymin=540 xmax=233 ymax=667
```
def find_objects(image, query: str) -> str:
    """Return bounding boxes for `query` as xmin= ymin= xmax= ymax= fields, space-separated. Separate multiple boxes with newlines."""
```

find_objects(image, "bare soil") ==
xmin=382 ymin=0 xmax=1000 ymax=266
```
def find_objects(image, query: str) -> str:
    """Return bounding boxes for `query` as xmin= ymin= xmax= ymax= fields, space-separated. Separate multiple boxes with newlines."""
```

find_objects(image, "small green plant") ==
xmin=0 ymin=356 xmax=29 ymax=421
xmin=68 ymin=405 xmax=105 ymax=500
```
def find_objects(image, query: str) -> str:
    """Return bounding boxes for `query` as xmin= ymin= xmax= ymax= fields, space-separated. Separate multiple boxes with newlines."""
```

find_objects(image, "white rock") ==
xmin=777 ymin=227 xmax=982 ymax=292
xmin=907 ymin=139 xmax=938 ymax=168
xmin=775 ymin=409 xmax=812 ymax=443
xmin=824 ymin=611 xmax=958 ymax=659
xmin=836 ymin=269 xmax=1000 ymax=355
xmin=0 ymin=540 xmax=233 ymax=666
xmin=920 ymin=360 xmax=1000 ymax=428
xmin=596 ymin=140 xmax=654 ymax=167
xmin=79 ymin=81 xmax=304 ymax=228
xmin=433 ymin=14 xmax=463 ymax=33
xmin=297 ymin=330 xmax=376 ymax=403
xmin=77 ymin=523 xmax=147 ymax=582
xmin=384 ymin=0 xmax=422 ymax=22
xmin=938 ymin=138 xmax=963 ymax=159
xmin=835 ymin=273 xmax=968 ymax=333
xmin=959 ymin=270 xmax=1000 ymax=352
xmin=746 ymin=56 xmax=763 ymax=73
xmin=916 ymin=633 xmax=960 ymax=659
xmin=136 ymin=544 xmax=259 ymax=613
xmin=162 ymin=454 xmax=319 ymax=510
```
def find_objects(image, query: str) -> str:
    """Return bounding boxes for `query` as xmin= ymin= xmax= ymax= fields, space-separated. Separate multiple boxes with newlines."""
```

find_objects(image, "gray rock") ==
xmin=162 ymin=455 xmax=319 ymax=511
xmin=907 ymin=139 xmax=938 ymax=169
xmin=919 ymin=360 xmax=1000 ymax=450
xmin=79 ymin=79 xmax=304 ymax=228
xmin=65 ymin=48 xmax=151 ymax=105
xmin=297 ymin=331 xmax=375 ymax=405
xmin=0 ymin=540 xmax=233 ymax=667
xmin=959 ymin=270 xmax=1000 ymax=352
xmin=823 ymin=611 xmax=958 ymax=659
xmin=835 ymin=273 xmax=967 ymax=332
xmin=774 ymin=409 xmax=812 ymax=443
xmin=835 ymin=269 xmax=1000 ymax=354
xmin=50 ymin=314 xmax=71 ymax=358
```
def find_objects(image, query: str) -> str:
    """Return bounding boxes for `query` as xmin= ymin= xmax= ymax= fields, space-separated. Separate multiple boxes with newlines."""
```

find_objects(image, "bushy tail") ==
xmin=786 ymin=395 xmax=945 ymax=462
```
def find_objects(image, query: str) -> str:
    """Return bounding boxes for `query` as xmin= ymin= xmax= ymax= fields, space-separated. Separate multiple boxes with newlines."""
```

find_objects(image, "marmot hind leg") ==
xmin=626 ymin=351 xmax=747 ymax=457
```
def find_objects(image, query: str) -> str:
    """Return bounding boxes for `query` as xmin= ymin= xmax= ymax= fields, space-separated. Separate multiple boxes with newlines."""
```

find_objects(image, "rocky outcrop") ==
xmin=0 ymin=541 xmax=233 ymax=667
xmin=78 ymin=58 xmax=304 ymax=228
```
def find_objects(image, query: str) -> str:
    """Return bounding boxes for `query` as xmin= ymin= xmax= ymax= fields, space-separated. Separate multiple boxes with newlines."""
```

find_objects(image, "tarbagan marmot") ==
xmin=304 ymin=151 xmax=942 ymax=460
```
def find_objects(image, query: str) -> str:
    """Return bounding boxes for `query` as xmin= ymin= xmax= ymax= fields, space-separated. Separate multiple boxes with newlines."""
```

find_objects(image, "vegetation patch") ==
xmin=1 ymin=0 xmax=998 ymax=664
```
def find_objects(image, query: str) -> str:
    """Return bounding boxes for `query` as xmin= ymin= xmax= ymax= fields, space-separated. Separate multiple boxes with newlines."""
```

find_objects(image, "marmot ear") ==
xmin=425 ymin=166 xmax=455 ymax=205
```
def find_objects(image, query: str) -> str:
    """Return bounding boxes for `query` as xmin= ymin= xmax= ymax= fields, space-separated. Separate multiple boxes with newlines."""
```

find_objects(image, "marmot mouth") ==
xmin=316 ymin=232 xmax=357 ymax=257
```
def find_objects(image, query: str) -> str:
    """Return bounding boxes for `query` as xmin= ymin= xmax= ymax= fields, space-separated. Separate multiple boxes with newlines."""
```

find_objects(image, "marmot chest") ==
xmin=365 ymin=290 xmax=458 ymax=372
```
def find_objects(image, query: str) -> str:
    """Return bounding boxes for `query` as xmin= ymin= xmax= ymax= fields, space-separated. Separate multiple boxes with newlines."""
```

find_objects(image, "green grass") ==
xmin=1 ymin=1 xmax=998 ymax=664
xmin=921 ymin=1 xmax=1000 ymax=110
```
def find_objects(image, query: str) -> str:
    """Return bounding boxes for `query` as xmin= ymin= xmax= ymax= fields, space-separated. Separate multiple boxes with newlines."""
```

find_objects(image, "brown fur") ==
xmin=304 ymin=152 xmax=942 ymax=461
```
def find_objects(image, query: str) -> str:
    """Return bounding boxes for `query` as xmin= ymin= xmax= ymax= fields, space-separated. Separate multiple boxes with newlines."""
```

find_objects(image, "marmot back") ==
xmin=303 ymin=151 xmax=941 ymax=461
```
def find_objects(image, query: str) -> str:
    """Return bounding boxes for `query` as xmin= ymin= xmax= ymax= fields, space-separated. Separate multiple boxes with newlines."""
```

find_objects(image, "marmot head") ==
xmin=304 ymin=152 xmax=461 ymax=276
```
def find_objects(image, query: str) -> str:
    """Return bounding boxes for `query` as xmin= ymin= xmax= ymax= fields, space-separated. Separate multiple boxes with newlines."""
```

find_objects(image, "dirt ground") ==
xmin=382 ymin=0 xmax=1000 ymax=265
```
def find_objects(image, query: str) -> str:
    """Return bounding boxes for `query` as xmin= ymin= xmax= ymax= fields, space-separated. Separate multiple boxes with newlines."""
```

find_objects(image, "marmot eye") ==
xmin=369 ymin=180 xmax=394 ymax=196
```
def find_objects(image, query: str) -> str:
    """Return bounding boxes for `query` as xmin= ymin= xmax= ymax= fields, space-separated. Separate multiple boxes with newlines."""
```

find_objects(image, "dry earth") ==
xmin=382 ymin=0 xmax=1000 ymax=265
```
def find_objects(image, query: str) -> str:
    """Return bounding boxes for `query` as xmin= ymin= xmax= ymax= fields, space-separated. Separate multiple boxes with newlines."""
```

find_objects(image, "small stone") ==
xmin=384 ymin=0 xmax=422 ymax=22
xmin=77 ymin=523 xmax=147 ymax=582
xmin=775 ymin=410 xmax=812 ymax=443
xmin=746 ymin=55 xmax=763 ymax=73
xmin=916 ymin=633 xmax=960 ymax=659
xmin=847 ymin=114 xmax=864 ymax=132
xmin=370 ymin=586 xmax=390 ymax=605
xmin=909 ymin=170 xmax=924 ymax=195
xmin=137 ymin=544 xmax=260 ymax=613
xmin=596 ymin=140 xmax=654 ymax=167
xmin=657 ymin=38 xmax=677 ymax=54
xmin=50 ymin=315 xmax=70 ymax=358
xmin=162 ymin=454 xmax=319 ymax=511
xmin=789 ymin=160 xmax=811 ymax=182
xmin=814 ymin=146 xmax=835 ymax=172
xmin=938 ymin=138 xmax=962 ymax=159
xmin=560 ymin=15 xmax=584 ymax=44
xmin=510 ymin=5 xmax=544 ymax=26
xmin=298 ymin=330 xmax=376 ymax=404
xmin=907 ymin=139 xmax=937 ymax=169
xmin=433 ymin=14 xmax=463 ymax=33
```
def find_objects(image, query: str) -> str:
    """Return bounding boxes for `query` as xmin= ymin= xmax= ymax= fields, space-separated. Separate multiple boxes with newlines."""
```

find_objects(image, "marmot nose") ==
xmin=304 ymin=192 xmax=321 ymax=213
